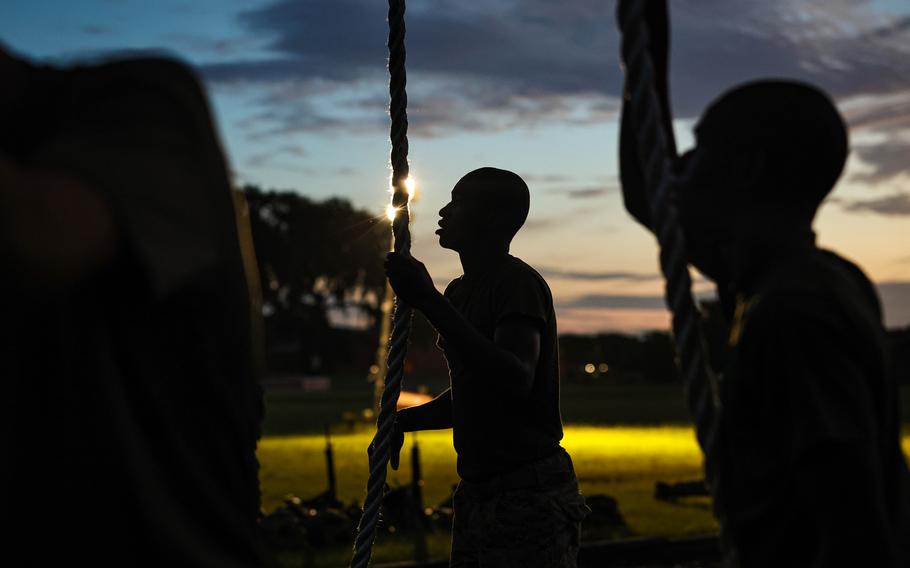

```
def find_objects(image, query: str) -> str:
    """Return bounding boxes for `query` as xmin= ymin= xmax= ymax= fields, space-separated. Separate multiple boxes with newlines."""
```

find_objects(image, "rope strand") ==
xmin=616 ymin=0 xmax=721 ymax=459
xmin=351 ymin=1 xmax=412 ymax=566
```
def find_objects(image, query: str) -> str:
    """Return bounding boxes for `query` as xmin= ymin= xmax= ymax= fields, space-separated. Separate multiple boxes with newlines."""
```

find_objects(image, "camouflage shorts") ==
xmin=450 ymin=451 xmax=590 ymax=567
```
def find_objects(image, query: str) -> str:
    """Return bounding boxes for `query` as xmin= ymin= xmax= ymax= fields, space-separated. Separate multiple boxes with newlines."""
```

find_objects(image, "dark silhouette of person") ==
xmin=384 ymin=167 xmax=590 ymax=567
xmin=0 ymin=46 xmax=264 ymax=566
xmin=619 ymin=3 xmax=910 ymax=567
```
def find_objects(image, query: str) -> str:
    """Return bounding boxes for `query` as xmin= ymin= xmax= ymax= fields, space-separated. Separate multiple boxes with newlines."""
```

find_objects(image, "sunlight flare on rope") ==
xmin=351 ymin=1 xmax=413 ymax=566
xmin=385 ymin=203 xmax=398 ymax=222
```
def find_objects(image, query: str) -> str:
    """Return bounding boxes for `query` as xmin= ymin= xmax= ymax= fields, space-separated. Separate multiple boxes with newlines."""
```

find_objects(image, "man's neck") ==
xmin=724 ymin=227 xmax=816 ymax=292
xmin=458 ymin=243 xmax=509 ymax=276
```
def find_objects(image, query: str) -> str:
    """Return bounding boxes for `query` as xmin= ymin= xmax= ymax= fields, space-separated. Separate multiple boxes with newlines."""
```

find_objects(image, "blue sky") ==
xmin=3 ymin=0 xmax=909 ymax=332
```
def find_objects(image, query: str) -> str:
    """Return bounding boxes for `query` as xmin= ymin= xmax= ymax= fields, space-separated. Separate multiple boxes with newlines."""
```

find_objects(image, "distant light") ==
xmin=599 ymin=363 xmax=609 ymax=373
xmin=404 ymin=176 xmax=416 ymax=197
xmin=584 ymin=363 xmax=596 ymax=374
xmin=369 ymin=364 xmax=380 ymax=375
xmin=386 ymin=204 xmax=398 ymax=221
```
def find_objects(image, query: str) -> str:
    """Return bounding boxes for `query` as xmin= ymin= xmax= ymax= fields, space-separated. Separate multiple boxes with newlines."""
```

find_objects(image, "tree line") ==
xmin=243 ymin=186 xmax=910 ymax=387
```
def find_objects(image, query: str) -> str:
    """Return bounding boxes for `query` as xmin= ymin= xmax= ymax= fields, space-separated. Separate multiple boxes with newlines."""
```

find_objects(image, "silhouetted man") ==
xmin=0 ymin=46 xmax=264 ymax=566
xmin=384 ymin=167 xmax=589 ymax=567
xmin=619 ymin=3 xmax=910 ymax=567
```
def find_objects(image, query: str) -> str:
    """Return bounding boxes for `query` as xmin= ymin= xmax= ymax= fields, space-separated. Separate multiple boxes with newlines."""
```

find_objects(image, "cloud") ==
xmin=552 ymin=281 xmax=910 ymax=332
xmin=841 ymin=91 xmax=910 ymax=131
xmin=560 ymin=294 xmax=668 ymax=311
xmin=559 ymin=289 xmax=717 ymax=311
xmin=80 ymin=25 xmax=112 ymax=36
xmin=555 ymin=307 xmax=671 ymax=334
xmin=521 ymin=217 xmax=560 ymax=232
xmin=548 ymin=183 xmax=618 ymax=199
xmin=863 ymin=15 xmax=910 ymax=40
xmin=840 ymin=90 xmax=910 ymax=184
xmin=193 ymin=0 xmax=910 ymax=172
xmin=245 ymin=144 xmax=308 ymax=170
xmin=842 ymin=192 xmax=910 ymax=216
xmin=538 ymin=267 xmax=662 ymax=282
xmin=522 ymin=173 xmax=572 ymax=184
xmin=876 ymin=281 xmax=910 ymax=329
xmin=565 ymin=187 xmax=610 ymax=198
xmin=851 ymin=141 xmax=910 ymax=183
xmin=164 ymin=33 xmax=263 ymax=58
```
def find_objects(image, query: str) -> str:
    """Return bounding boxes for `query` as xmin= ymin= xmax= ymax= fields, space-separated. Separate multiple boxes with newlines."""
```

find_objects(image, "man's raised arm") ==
xmin=618 ymin=0 xmax=676 ymax=231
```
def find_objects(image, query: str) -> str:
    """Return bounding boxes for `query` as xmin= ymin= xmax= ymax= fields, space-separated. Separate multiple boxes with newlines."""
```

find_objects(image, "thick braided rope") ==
xmin=351 ymin=1 xmax=412 ymax=566
xmin=616 ymin=1 xmax=721 ymax=455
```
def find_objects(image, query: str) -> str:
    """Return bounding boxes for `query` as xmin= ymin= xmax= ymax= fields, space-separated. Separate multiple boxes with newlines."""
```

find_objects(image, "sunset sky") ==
xmin=3 ymin=0 xmax=908 ymax=333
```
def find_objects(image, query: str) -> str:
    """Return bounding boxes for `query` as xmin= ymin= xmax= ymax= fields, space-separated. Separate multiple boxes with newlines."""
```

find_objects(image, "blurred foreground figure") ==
xmin=619 ymin=3 xmax=910 ymax=567
xmin=384 ymin=168 xmax=590 ymax=567
xmin=0 ymin=47 xmax=263 ymax=566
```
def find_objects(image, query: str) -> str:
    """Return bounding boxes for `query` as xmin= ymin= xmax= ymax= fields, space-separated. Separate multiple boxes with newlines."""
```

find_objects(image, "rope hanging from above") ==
xmin=616 ymin=1 xmax=721 ymax=455
xmin=351 ymin=1 xmax=412 ymax=566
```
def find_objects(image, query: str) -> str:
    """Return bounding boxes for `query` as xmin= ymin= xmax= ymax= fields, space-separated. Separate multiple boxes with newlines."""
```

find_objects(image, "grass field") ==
xmin=258 ymin=384 xmax=910 ymax=566
xmin=259 ymin=426 xmax=714 ymax=566
xmin=260 ymin=426 xmax=714 ymax=533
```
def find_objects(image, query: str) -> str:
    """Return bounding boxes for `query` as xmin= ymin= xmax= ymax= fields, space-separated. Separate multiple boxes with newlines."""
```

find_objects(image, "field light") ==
xmin=584 ymin=363 xmax=596 ymax=374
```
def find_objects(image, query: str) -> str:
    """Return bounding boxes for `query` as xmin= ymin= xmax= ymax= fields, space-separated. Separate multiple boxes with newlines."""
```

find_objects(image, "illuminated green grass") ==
xmin=259 ymin=426 xmax=910 ymax=565
xmin=260 ymin=425 xmax=716 ymax=537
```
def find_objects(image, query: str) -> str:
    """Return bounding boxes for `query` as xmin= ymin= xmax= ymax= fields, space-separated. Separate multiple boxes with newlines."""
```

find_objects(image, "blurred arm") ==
xmin=618 ymin=0 xmax=677 ymax=230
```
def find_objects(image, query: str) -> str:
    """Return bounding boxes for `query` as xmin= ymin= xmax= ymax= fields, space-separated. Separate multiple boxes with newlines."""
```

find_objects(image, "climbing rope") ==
xmin=616 ymin=2 xmax=721 ymax=455
xmin=351 ymin=1 xmax=412 ymax=566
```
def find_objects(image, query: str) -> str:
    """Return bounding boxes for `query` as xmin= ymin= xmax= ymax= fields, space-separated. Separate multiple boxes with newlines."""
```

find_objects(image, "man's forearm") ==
xmin=420 ymin=292 xmax=533 ymax=396
xmin=618 ymin=0 xmax=676 ymax=231
xmin=619 ymin=99 xmax=652 ymax=228
xmin=397 ymin=388 xmax=453 ymax=432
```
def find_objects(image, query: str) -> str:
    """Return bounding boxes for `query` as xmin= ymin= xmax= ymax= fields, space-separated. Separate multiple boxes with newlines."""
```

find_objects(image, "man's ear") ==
xmin=730 ymin=148 xmax=766 ymax=195
xmin=476 ymin=203 xmax=500 ymax=233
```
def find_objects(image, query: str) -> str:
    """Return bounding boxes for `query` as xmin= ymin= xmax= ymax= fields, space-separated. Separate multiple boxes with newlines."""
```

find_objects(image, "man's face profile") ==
xmin=669 ymin=142 xmax=742 ymax=280
xmin=672 ymin=144 xmax=736 ymax=236
xmin=436 ymin=181 xmax=486 ymax=252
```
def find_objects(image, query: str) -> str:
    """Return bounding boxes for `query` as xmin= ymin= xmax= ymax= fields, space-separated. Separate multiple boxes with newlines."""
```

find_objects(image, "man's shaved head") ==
xmin=695 ymin=80 xmax=848 ymax=221
xmin=453 ymin=167 xmax=530 ymax=241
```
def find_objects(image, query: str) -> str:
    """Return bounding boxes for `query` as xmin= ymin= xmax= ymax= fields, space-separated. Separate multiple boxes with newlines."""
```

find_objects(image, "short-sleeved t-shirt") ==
xmin=0 ymin=58 xmax=263 ymax=566
xmin=438 ymin=255 xmax=563 ymax=481
xmin=713 ymin=245 xmax=910 ymax=567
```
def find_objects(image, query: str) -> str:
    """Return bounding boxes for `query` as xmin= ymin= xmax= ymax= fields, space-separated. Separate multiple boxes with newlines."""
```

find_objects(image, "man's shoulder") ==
xmin=80 ymin=55 xmax=204 ymax=96
xmin=443 ymin=276 xmax=463 ymax=296
xmin=498 ymin=256 xmax=552 ymax=293
xmin=757 ymin=248 xmax=879 ymax=315
xmin=66 ymin=55 xmax=213 ymax=128
xmin=746 ymin=248 xmax=883 ymax=343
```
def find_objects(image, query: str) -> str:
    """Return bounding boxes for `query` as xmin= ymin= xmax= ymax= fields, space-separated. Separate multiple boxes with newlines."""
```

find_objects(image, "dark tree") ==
xmin=243 ymin=185 xmax=390 ymax=373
